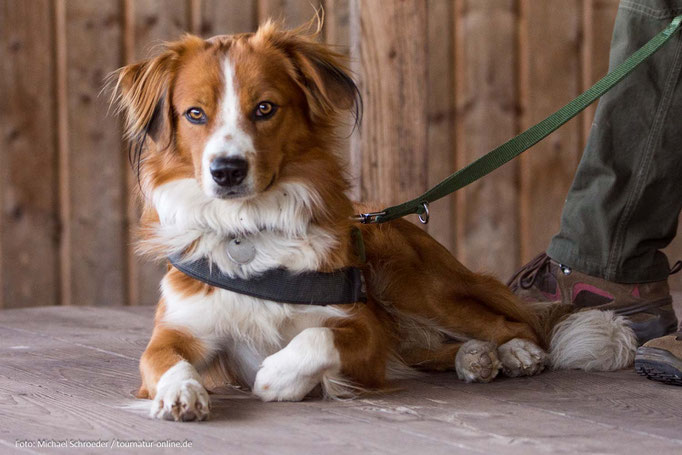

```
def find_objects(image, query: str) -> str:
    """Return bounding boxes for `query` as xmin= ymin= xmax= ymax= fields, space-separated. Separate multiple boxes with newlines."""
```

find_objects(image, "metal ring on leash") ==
xmin=418 ymin=201 xmax=430 ymax=224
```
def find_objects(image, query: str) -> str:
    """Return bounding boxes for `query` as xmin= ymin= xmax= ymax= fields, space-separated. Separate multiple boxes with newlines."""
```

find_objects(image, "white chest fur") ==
xmin=152 ymin=178 xmax=347 ymax=385
xmin=148 ymin=178 xmax=339 ymax=277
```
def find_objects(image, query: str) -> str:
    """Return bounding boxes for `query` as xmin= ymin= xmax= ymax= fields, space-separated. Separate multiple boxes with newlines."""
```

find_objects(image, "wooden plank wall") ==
xmin=1 ymin=0 xmax=680 ymax=308
xmin=1 ymin=0 xmax=59 ymax=309
xmin=454 ymin=0 xmax=519 ymax=274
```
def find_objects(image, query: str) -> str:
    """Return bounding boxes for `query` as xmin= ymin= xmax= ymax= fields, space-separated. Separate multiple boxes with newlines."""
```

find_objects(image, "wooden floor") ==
xmin=1 ymin=304 xmax=681 ymax=455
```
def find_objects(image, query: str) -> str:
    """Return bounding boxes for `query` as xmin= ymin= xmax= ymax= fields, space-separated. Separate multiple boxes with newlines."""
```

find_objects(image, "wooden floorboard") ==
xmin=1 ymin=301 xmax=681 ymax=454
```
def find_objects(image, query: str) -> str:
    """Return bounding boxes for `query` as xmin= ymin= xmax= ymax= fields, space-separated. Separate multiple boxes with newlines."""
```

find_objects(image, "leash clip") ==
xmin=351 ymin=211 xmax=387 ymax=224
xmin=418 ymin=201 xmax=430 ymax=224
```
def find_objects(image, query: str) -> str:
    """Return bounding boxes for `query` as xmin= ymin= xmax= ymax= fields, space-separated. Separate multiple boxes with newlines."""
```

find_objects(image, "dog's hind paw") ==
xmin=498 ymin=338 xmax=546 ymax=377
xmin=455 ymin=340 xmax=501 ymax=383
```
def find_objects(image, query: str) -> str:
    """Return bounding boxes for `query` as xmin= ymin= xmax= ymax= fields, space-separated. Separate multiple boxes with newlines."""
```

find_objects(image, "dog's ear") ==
xmin=113 ymin=51 xmax=175 ymax=147
xmin=289 ymin=39 xmax=361 ymax=122
xmin=257 ymin=22 xmax=362 ymax=125
xmin=111 ymin=35 xmax=204 ymax=147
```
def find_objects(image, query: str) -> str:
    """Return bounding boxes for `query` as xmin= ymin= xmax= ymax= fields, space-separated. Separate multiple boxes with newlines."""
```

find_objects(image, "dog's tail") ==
xmin=545 ymin=307 xmax=637 ymax=371
xmin=522 ymin=299 xmax=637 ymax=371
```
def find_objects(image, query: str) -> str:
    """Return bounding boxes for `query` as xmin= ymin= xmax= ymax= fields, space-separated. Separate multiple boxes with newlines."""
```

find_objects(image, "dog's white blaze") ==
xmin=202 ymin=56 xmax=256 ymax=196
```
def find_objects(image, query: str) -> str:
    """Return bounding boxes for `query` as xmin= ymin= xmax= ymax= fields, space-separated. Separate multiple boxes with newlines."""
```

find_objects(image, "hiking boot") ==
xmin=635 ymin=332 xmax=682 ymax=386
xmin=507 ymin=253 xmax=680 ymax=344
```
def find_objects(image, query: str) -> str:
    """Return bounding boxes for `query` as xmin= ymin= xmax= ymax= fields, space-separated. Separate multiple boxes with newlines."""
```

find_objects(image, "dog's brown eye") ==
xmin=185 ymin=107 xmax=207 ymax=124
xmin=255 ymin=101 xmax=277 ymax=120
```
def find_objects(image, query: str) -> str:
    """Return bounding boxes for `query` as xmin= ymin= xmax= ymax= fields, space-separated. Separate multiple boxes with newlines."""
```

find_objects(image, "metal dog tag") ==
xmin=227 ymin=237 xmax=256 ymax=264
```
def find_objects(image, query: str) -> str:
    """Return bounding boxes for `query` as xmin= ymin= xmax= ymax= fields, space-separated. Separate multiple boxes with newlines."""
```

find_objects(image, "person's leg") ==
xmin=548 ymin=0 xmax=682 ymax=283
xmin=508 ymin=0 xmax=682 ymax=345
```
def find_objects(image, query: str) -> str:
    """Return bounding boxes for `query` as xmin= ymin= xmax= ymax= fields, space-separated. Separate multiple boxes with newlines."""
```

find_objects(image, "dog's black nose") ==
xmin=210 ymin=157 xmax=248 ymax=187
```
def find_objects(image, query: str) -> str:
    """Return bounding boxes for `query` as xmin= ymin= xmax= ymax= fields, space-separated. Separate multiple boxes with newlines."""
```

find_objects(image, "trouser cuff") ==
xmin=547 ymin=238 xmax=671 ymax=284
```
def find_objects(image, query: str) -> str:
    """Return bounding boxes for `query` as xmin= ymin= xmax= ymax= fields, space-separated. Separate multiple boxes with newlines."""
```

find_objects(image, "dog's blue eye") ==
xmin=185 ymin=107 xmax=207 ymax=124
xmin=255 ymin=101 xmax=277 ymax=120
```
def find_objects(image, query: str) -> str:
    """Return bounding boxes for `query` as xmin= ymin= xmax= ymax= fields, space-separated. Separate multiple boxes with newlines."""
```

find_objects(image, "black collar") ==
xmin=169 ymin=255 xmax=367 ymax=306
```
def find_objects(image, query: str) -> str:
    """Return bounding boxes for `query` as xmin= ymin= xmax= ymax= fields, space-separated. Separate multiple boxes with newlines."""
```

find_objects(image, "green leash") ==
xmin=354 ymin=14 xmax=682 ymax=225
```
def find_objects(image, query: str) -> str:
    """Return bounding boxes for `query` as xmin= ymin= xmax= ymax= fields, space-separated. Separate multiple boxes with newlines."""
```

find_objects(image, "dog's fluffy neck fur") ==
xmin=136 ymin=144 xmax=357 ymax=276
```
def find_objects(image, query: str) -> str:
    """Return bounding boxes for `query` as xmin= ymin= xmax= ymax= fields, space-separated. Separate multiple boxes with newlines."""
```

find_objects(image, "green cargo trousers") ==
xmin=547 ymin=0 xmax=682 ymax=284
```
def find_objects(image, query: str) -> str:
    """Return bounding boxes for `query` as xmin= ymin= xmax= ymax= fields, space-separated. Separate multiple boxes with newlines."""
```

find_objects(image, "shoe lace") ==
xmin=507 ymin=252 xmax=552 ymax=291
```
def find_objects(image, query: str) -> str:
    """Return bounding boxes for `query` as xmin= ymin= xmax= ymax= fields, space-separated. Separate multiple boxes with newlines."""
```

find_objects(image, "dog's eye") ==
xmin=185 ymin=107 xmax=207 ymax=124
xmin=255 ymin=101 xmax=277 ymax=120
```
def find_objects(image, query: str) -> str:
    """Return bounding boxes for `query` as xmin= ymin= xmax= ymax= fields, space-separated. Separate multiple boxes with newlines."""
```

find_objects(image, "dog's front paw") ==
xmin=455 ymin=340 xmax=501 ymax=383
xmin=151 ymin=378 xmax=210 ymax=421
xmin=151 ymin=361 xmax=210 ymax=421
xmin=253 ymin=350 xmax=320 ymax=402
xmin=253 ymin=327 xmax=339 ymax=402
xmin=498 ymin=338 xmax=546 ymax=377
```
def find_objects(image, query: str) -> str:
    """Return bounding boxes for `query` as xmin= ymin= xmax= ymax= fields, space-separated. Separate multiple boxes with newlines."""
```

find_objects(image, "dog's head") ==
xmin=113 ymin=21 xmax=360 ymax=200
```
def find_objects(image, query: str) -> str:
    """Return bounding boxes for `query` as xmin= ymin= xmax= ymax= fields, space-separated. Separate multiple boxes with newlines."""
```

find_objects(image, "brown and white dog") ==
xmin=113 ymin=21 xmax=636 ymax=422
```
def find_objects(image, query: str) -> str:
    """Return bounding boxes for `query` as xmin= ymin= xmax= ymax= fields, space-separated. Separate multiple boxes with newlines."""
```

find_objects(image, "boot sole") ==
xmin=635 ymin=346 xmax=682 ymax=386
